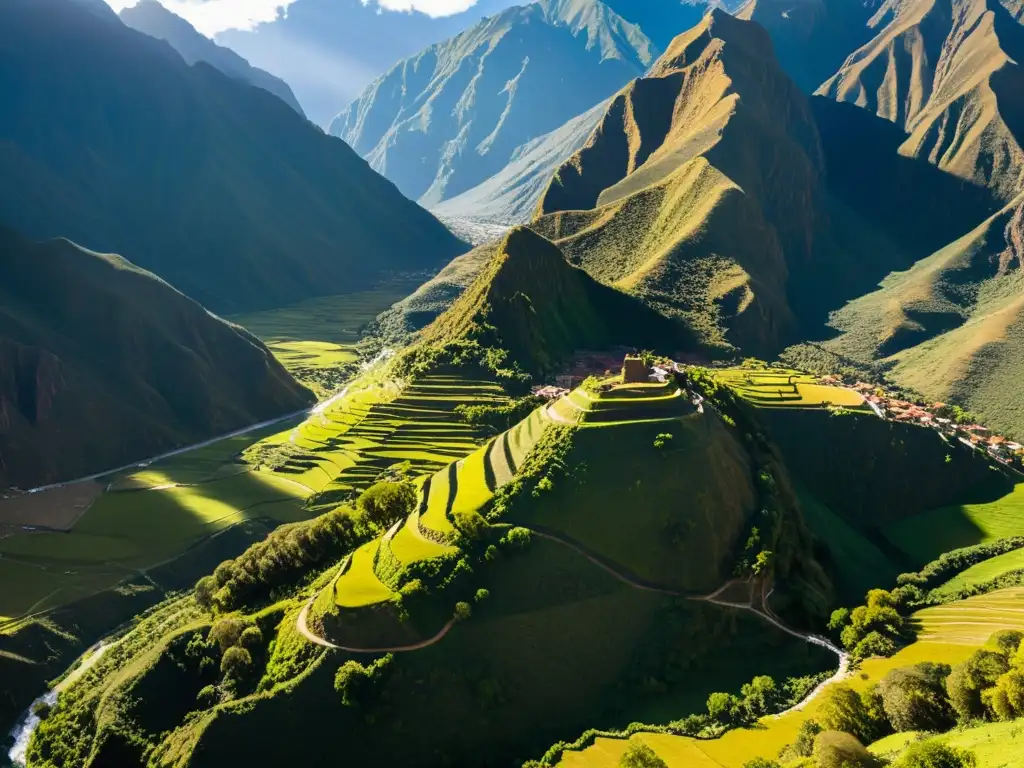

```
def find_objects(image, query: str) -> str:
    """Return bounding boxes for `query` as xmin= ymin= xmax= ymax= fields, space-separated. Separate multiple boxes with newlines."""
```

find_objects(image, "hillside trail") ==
xmin=297 ymin=524 xmax=848 ymax=717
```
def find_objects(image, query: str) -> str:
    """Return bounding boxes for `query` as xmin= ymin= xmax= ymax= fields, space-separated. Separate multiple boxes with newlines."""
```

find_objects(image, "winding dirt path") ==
xmin=297 ymin=523 xmax=848 ymax=711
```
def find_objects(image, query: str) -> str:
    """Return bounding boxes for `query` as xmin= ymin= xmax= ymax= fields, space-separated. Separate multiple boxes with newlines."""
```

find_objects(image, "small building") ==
xmin=622 ymin=355 xmax=649 ymax=384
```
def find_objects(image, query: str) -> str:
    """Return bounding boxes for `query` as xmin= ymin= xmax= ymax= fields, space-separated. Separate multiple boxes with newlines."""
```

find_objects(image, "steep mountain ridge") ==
xmin=408 ymin=226 xmax=685 ymax=375
xmin=0 ymin=227 xmax=313 ymax=490
xmin=533 ymin=10 xmax=908 ymax=354
xmin=819 ymin=0 xmax=1024 ymax=203
xmin=0 ymin=0 xmax=465 ymax=313
xmin=330 ymin=0 xmax=658 ymax=206
xmin=119 ymin=0 xmax=305 ymax=116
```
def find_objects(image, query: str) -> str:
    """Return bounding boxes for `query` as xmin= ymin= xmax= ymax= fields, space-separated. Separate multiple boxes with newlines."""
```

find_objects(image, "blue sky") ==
xmin=104 ymin=0 xmax=486 ymax=35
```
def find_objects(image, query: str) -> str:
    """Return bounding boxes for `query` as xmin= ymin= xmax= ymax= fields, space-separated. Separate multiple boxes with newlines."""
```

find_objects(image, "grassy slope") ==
xmin=870 ymin=719 xmax=1024 ymax=768
xmin=532 ymin=10 xmax=909 ymax=356
xmin=411 ymin=226 xmax=685 ymax=375
xmin=172 ymin=538 xmax=830 ymax=768
xmin=559 ymin=588 xmax=1024 ymax=767
xmin=0 ymin=227 xmax=313 ymax=490
xmin=0 ymin=0 xmax=465 ymax=314
xmin=935 ymin=547 xmax=1024 ymax=597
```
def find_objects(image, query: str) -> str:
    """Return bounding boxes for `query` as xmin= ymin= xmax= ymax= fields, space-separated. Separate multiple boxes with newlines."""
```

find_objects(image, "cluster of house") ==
xmin=824 ymin=376 xmax=1024 ymax=470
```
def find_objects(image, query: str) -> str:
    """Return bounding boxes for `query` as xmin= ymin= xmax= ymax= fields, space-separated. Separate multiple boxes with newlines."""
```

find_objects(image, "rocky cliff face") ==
xmin=0 ymin=228 xmax=313 ymax=489
xmin=330 ymin=0 xmax=657 ymax=207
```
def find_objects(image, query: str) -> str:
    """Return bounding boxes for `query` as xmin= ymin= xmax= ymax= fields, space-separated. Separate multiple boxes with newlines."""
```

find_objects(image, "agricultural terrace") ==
xmin=548 ymin=378 xmax=694 ymax=426
xmin=711 ymin=366 xmax=868 ymax=411
xmin=558 ymin=588 xmax=1024 ymax=767
xmin=321 ymin=405 xmax=554 ymax=615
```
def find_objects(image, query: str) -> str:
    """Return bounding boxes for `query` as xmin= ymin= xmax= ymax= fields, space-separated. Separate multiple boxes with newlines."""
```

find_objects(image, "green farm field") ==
xmin=934 ymin=547 xmax=1024 ymax=598
xmin=885 ymin=482 xmax=1024 ymax=563
xmin=712 ymin=368 xmax=868 ymax=410
xmin=557 ymin=588 xmax=1024 ymax=768
xmin=870 ymin=719 xmax=1024 ymax=768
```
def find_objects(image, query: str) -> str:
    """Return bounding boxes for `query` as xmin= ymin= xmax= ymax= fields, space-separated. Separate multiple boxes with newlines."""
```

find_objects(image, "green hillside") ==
xmin=0 ymin=0 xmax=465 ymax=313
xmin=0 ymin=227 xmax=313 ymax=490
xmin=533 ymin=10 xmax=910 ymax=356
xmin=401 ymin=226 xmax=688 ymax=377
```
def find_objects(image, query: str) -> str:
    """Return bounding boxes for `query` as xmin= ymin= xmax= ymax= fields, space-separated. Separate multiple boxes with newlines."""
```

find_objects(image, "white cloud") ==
xmin=106 ymin=0 xmax=483 ymax=36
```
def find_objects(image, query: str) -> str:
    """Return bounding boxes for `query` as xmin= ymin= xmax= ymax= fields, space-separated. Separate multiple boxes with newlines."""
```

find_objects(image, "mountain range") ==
xmin=119 ymin=0 xmax=305 ymax=116
xmin=0 ymin=0 xmax=465 ymax=314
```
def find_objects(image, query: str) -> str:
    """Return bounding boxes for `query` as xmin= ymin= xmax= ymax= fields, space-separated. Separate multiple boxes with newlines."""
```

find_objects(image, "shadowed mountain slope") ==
xmin=330 ymin=0 xmax=659 ymax=207
xmin=818 ymin=0 xmax=1024 ymax=203
xmin=119 ymin=0 xmax=305 ymax=116
xmin=0 ymin=0 xmax=465 ymax=314
xmin=406 ymin=226 xmax=687 ymax=375
xmin=0 ymin=228 xmax=314 ymax=490
xmin=533 ymin=10 xmax=909 ymax=355
xmin=734 ymin=0 xmax=884 ymax=91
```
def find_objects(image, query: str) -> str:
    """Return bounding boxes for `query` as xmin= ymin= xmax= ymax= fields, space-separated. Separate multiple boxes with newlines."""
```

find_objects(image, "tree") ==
xmin=454 ymin=601 xmax=473 ymax=622
xmin=879 ymin=663 xmax=955 ymax=732
xmin=194 ymin=576 xmax=216 ymax=611
xmin=238 ymin=626 xmax=262 ymax=650
xmin=946 ymin=650 xmax=1008 ymax=721
xmin=743 ymin=759 xmax=782 ymax=768
xmin=707 ymin=692 xmax=743 ymax=725
xmin=813 ymin=731 xmax=880 ymax=768
xmin=619 ymin=742 xmax=667 ymax=768
xmin=357 ymin=481 xmax=417 ymax=529
xmin=220 ymin=646 xmax=253 ymax=680
xmin=892 ymin=741 xmax=977 ymax=768
xmin=741 ymin=676 xmax=780 ymax=717
xmin=780 ymin=719 xmax=823 ymax=760
xmin=985 ymin=630 xmax=1024 ymax=658
xmin=818 ymin=684 xmax=888 ymax=743
xmin=983 ymin=669 xmax=1024 ymax=720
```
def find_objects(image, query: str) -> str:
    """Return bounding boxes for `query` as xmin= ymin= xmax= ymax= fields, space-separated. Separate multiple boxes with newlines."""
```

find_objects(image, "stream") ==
xmin=7 ymin=642 xmax=111 ymax=767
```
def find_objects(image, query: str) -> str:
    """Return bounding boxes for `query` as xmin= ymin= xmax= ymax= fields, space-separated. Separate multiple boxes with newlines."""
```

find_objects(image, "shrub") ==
xmin=333 ymin=654 xmax=394 ymax=708
xmin=454 ymin=508 xmax=489 ymax=541
xmin=780 ymin=720 xmax=823 ymax=760
xmin=946 ymin=650 xmax=1009 ymax=721
xmin=985 ymin=630 xmax=1024 ymax=658
xmin=892 ymin=741 xmax=977 ymax=768
xmin=741 ymin=676 xmax=780 ymax=717
xmin=879 ymin=663 xmax=955 ymax=732
xmin=475 ymin=588 xmax=490 ymax=603
xmin=501 ymin=527 xmax=532 ymax=549
xmin=220 ymin=646 xmax=253 ymax=680
xmin=744 ymin=760 xmax=782 ymax=768
xmin=812 ymin=731 xmax=879 ymax=768
xmin=653 ymin=433 xmax=674 ymax=450
xmin=209 ymin=616 xmax=250 ymax=653
xmin=983 ymin=668 xmax=1024 ymax=720
xmin=196 ymin=685 xmax=218 ymax=709
xmin=454 ymin=601 xmax=473 ymax=622
xmin=619 ymin=742 xmax=667 ymax=768
xmin=357 ymin=481 xmax=417 ymax=529
xmin=238 ymin=626 xmax=262 ymax=650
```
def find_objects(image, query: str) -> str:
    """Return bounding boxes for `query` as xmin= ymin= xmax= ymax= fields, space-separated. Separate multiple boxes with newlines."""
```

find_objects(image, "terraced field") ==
xmin=278 ymin=375 xmax=508 ymax=503
xmin=557 ymin=589 xmax=1024 ymax=767
xmin=552 ymin=380 xmax=693 ymax=426
xmin=934 ymin=547 xmax=1024 ymax=598
xmin=712 ymin=368 xmax=867 ymax=410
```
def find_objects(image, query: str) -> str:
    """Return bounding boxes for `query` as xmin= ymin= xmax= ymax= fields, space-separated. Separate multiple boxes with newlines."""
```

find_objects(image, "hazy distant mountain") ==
xmin=331 ymin=0 xmax=660 ymax=207
xmin=429 ymin=100 xmax=608 ymax=224
xmin=0 ymin=0 xmax=466 ymax=314
xmin=0 ymin=226 xmax=313 ymax=490
xmin=533 ymin=10 xmax=911 ymax=354
xmin=120 ymin=0 xmax=305 ymax=116
xmin=217 ymin=0 xmax=521 ymax=127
